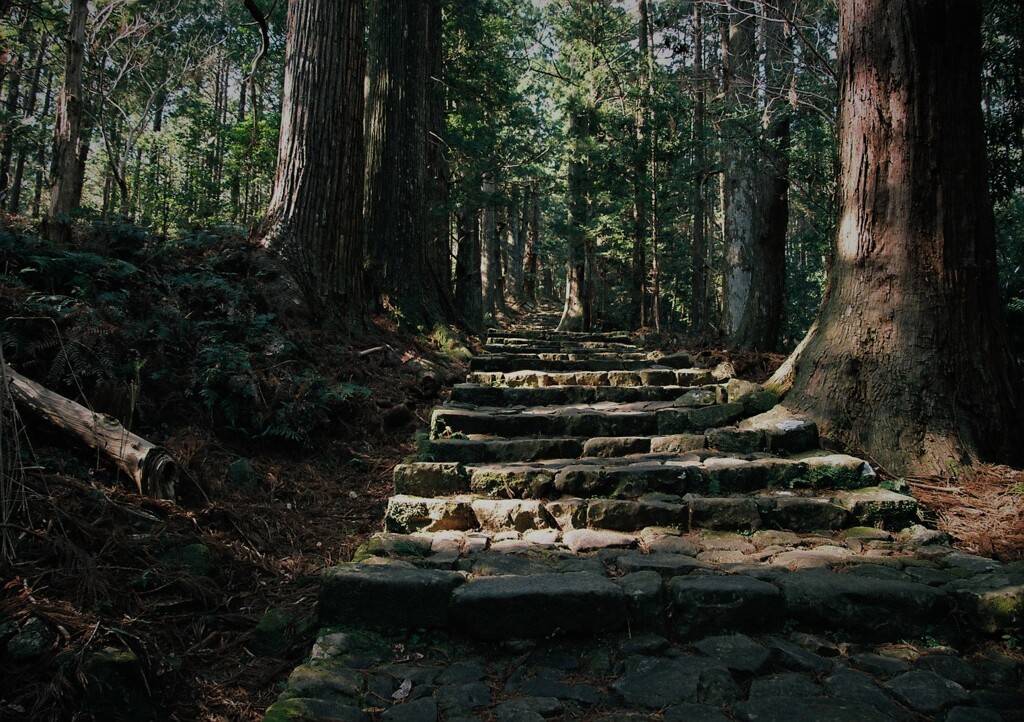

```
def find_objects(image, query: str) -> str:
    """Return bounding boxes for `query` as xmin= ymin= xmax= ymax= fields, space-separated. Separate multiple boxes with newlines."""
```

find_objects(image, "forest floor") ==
xmin=0 ymin=222 xmax=1022 ymax=721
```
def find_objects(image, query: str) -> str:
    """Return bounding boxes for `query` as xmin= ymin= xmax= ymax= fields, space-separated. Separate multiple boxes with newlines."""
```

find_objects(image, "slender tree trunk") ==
xmin=511 ymin=191 xmax=528 ymax=302
xmin=630 ymin=0 xmax=652 ymax=328
xmin=424 ymin=0 xmax=452 ymax=316
xmin=690 ymin=0 xmax=708 ymax=335
xmin=775 ymin=0 xmax=1024 ymax=476
xmin=31 ymin=74 xmax=52 ymax=219
xmin=480 ymin=173 xmax=499 ymax=322
xmin=454 ymin=210 xmax=483 ymax=329
xmin=253 ymin=0 xmax=366 ymax=326
xmin=558 ymin=107 xmax=591 ymax=331
xmin=365 ymin=0 xmax=434 ymax=325
xmin=46 ymin=0 xmax=87 ymax=244
xmin=522 ymin=185 xmax=540 ymax=308
xmin=0 ymin=20 xmax=27 ymax=203
xmin=9 ymin=32 xmax=44 ymax=214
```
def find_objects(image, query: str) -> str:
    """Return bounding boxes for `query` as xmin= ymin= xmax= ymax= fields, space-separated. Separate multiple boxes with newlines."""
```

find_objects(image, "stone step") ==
xmin=484 ymin=341 xmax=640 ymax=352
xmin=479 ymin=350 xmax=650 ymax=361
xmin=487 ymin=330 xmax=633 ymax=343
xmin=318 ymin=527 xmax=1021 ymax=643
xmin=449 ymin=382 xmax=701 ymax=406
xmin=468 ymin=368 xmax=721 ymax=387
xmin=397 ymin=451 xmax=881 ymax=498
xmin=423 ymin=436 xmax=587 ymax=463
xmin=469 ymin=354 xmax=694 ymax=373
xmin=431 ymin=399 xmax=786 ymax=440
xmin=382 ymin=485 xmax=919 ymax=536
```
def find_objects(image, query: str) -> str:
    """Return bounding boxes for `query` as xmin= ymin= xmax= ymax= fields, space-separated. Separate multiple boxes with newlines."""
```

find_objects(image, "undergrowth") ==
xmin=0 ymin=217 xmax=469 ymax=721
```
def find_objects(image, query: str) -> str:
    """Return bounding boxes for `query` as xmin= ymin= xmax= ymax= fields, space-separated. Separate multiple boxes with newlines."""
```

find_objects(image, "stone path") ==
xmin=264 ymin=308 xmax=1023 ymax=721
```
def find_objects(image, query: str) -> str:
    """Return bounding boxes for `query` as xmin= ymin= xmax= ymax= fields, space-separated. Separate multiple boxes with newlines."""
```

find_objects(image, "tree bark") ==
xmin=731 ymin=0 xmax=793 ymax=350
xmin=46 ymin=0 xmax=87 ymax=245
xmin=9 ymin=33 xmax=46 ymax=214
xmin=558 ymin=107 xmax=592 ymax=331
xmin=4 ymin=364 xmax=179 ymax=499
xmin=254 ymin=0 xmax=365 ymax=327
xmin=630 ymin=0 xmax=652 ymax=329
xmin=480 ymin=173 xmax=499 ymax=322
xmin=454 ymin=209 xmax=483 ymax=329
xmin=365 ymin=0 xmax=434 ymax=326
xmin=690 ymin=0 xmax=708 ymax=335
xmin=522 ymin=186 xmax=540 ymax=308
xmin=778 ymin=0 xmax=1024 ymax=476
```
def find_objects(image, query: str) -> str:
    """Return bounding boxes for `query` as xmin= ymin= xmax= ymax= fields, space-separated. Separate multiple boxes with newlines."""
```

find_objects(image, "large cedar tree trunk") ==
xmin=731 ymin=0 xmax=792 ymax=350
xmin=365 ymin=0 xmax=435 ymax=326
xmin=254 ymin=0 xmax=365 ymax=326
xmin=46 ymin=0 xmax=87 ymax=244
xmin=690 ymin=0 xmax=708 ymax=335
xmin=776 ymin=0 xmax=1024 ymax=476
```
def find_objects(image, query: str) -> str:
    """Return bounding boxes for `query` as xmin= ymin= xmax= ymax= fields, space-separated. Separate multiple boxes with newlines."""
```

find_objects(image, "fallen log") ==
xmin=2 ymin=363 xmax=178 ymax=500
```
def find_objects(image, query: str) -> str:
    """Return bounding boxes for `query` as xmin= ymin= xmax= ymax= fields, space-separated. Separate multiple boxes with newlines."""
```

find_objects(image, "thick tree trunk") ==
xmin=4 ymin=364 xmax=178 ymax=499
xmin=254 ymin=0 xmax=365 ymax=327
xmin=46 ymin=0 xmax=87 ymax=245
xmin=558 ymin=107 xmax=592 ymax=331
xmin=778 ymin=0 xmax=1024 ymax=476
xmin=731 ymin=0 xmax=792 ymax=350
xmin=720 ymin=0 xmax=759 ymax=342
xmin=366 ymin=0 xmax=434 ymax=326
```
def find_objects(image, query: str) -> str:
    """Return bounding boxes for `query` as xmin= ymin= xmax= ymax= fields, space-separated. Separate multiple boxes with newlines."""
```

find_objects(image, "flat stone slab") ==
xmin=320 ymin=564 xmax=465 ymax=628
xmin=733 ymin=697 xmax=878 ymax=722
xmin=776 ymin=569 xmax=948 ymax=637
xmin=450 ymin=572 xmax=626 ymax=639
xmin=668 ymin=575 xmax=783 ymax=634
xmin=883 ymin=670 xmax=972 ymax=715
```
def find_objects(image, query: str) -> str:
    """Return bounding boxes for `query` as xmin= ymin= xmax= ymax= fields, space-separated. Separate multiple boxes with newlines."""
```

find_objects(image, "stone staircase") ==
xmin=264 ymin=309 xmax=1024 ymax=722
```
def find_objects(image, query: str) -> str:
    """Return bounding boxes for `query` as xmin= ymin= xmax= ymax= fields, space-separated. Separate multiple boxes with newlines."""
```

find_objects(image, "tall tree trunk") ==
xmin=365 ymin=0 xmax=434 ymax=325
xmin=731 ymin=0 xmax=793 ymax=350
xmin=558 ymin=107 xmax=592 ymax=331
xmin=630 ymin=0 xmax=652 ymax=328
xmin=510 ymin=190 xmax=528 ymax=302
xmin=690 ymin=0 xmax=708 ymax=335
xmin=720 ymin=0 xmax=759 ymax=341
xmin=424 ymin=0 xmax=452 ymax=317
xmin=480 ymin=173 xmax=499 ymax=322
xmin=0 ymin=19 xmax=27 ymax=204
xmin=454 ymin=210 xmax=483 ymax=329
xmin=774 ymin=0 xmax=1024 ymax=476
xmin=253 ymin=0 xmax=366 ymax=326
xmin=46 ymin=0 xmax=87 ymax=244
xmin=9 ymin=33 xmax=45 ymax=214
xmin=522 ymin=185 xmax=540 ymax=308
xmin=32 ymin=73 xmax=52 ymax=219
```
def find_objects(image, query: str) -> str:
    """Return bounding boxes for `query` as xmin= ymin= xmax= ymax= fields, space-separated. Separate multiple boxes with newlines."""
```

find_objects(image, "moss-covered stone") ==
xmin=263 ymin=697 xmax=368 ymax=722
xmin=352 ymin=533 xmax=431 ymax=563
xmin=83 ymin=648 xmax=155 ymax=721
xmin=248 ymin=608 xmax=317 ymax=657
xmin=470 ymin=467 xmax=555 ymax=498
xmin=836 ymin=488 xmax=920 ymax=530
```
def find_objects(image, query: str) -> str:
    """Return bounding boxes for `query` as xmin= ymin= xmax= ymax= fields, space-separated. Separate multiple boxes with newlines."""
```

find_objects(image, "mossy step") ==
xmin=484 ymin=341 xmax=640 ymax=352
xmin=422 ymin=437 xmax=586 ymax=463
xmin=399 ymin=449 xmax=874 ymax=499
xmin=468 ymin=368 xmax=719 ymax=388
xmin=486 ymin=330 xmax=633 ymax=343
xmin=469 ymin=354 xmax=693 ymax=373
xmin=449 ymin=383 xmax=699 ymax=406
xmin=478 ymin=351 xmax=650 ymax=362
xmin=382 ymin=486 xmax=919 ymax=536
xmin=317 ymin=533 xmax=1011 ymax=640
xmin=430 ymin=401 xmax=768 ymax=440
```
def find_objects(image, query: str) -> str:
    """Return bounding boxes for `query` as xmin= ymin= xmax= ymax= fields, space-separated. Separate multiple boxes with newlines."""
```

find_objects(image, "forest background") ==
xmin=0 ymin=0 xmax=1022 ymax=719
